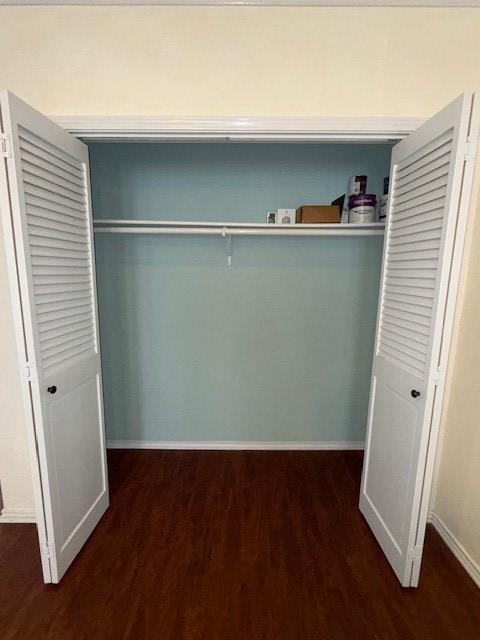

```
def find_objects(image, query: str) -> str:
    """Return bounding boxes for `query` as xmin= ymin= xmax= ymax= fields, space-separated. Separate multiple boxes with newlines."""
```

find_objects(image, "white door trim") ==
xmin=51 ymin=115 xmax=423 ymax=142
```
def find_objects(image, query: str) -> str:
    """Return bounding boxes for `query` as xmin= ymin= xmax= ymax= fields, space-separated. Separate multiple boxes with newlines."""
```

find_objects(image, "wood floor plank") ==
xmin=0 ymin=450 xmax=479 ymax=640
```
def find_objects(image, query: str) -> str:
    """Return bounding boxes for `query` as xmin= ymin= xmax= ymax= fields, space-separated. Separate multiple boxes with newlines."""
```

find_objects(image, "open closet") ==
xmin=90 ymin=142 xmax=389 ymax=446
xmin=0 ymin=90 xmax=477 ymax=589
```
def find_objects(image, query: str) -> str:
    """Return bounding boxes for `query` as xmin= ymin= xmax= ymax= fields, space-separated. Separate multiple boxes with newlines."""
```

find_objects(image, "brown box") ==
xmin=296 ymin=205 xmax=341 ymax=224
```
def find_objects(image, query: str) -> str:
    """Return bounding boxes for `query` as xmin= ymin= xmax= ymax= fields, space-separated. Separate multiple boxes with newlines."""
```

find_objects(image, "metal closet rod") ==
xmin=93 ymin=219 xmax=385 ymax=236
xmin=92 ymin=220 xmax=385 ymax=266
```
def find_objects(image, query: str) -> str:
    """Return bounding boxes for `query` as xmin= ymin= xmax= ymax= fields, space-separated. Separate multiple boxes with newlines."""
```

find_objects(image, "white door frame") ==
xmin=51 ymin=115 xmax=423 ymax=143
xmin=3 ymin=112 xmax=474 ymax=585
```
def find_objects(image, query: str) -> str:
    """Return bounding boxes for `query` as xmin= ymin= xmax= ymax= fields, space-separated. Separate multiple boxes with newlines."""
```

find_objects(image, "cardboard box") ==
xmin=296 ymin=205 xmax=341 ymax=224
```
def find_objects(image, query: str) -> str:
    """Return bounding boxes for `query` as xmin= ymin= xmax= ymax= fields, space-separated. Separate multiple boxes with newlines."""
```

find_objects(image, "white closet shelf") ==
xmin=93 ymin=219 xmax=385 ymax=236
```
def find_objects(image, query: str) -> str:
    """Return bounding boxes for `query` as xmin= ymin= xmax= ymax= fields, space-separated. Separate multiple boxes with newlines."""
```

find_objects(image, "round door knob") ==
xmin=47 ymin=385 xmax=57 ymax=394
xmin=411 ymin=389 xmax=421 ymax=398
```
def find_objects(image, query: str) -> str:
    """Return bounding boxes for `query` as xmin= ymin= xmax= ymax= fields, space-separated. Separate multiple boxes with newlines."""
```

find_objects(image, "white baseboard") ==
xmin=107 ymin=440 xmax=365 ymax=451
xmin=429 ymin=512 xmax=480 ymax=588
xmin=0 ymin=508 xmax=36 ymax=524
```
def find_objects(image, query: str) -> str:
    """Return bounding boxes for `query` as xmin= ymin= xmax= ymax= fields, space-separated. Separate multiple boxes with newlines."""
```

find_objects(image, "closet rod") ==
xmin=93 ymin=226 xmax=384 ymax=236
xmin=93 ymin=221 xmax=385 ymax=266
xmin=93 ymin=220 xmax=385 ymax=236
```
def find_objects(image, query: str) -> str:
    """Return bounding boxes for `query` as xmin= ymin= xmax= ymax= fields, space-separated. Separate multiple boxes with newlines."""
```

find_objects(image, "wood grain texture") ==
xmin=0 ymin=450 xmax=479 ymax=640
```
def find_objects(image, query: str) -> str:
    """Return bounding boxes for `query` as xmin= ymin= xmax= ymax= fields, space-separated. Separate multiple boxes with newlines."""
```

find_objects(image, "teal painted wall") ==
xmin=90 ymin=143 xmax=390 ymax=443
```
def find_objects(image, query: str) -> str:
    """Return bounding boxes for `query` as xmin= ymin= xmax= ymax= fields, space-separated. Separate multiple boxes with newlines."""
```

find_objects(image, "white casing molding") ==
xmin=1 ymin=1 xmax=479 ymax=6
xmin=107 ymin=440 xmax=365 ymax=450
xmin=51 ymin=116 xmax=424 ymax=143
xmin=0 ymin=508 xmax=36 ymax=523
xmin=430 ymin=513 xmax=480 ymax=588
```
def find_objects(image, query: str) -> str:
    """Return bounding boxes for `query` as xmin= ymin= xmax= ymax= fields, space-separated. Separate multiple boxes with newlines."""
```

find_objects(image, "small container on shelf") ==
xmin=348 ymin=175 xmax=368 ymax=196
xmin=348 ymin=194 xmax=377 ymax=224
xmin=379 ymin=177 xmax=389 ymax=222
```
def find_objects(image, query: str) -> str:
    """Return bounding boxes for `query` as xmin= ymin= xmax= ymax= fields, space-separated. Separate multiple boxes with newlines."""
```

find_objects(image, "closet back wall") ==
xmin=90 ymin=143 xmax=389 ymax=445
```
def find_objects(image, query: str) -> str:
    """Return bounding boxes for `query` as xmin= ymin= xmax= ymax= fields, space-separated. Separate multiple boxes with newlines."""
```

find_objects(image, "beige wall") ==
xmin=433 ymin=154 xmax=480 ymax=574
xmin=0 ymin=7 xmax=479 ymax=118
xmin=0 ymin=215 xmax=35 ymax=519
xmin=0 ymin=6 xmax=479 ymax=576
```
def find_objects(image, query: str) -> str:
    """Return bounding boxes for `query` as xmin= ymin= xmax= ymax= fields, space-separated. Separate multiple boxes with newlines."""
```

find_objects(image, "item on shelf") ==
xmin=332 ymin=194 xmax=349 ymax=224
xmin=266 ymin=212 xmax=276 ymax=224
xmin=379 ymin=177 xmax=389 ymax=222
xmin=348 ymin=194 xmax=377 ymax=224
xmin=331 ymin=194 xmax=345 ymax=216
xmin=296 ymin=205 xmax=341 ymax=224
xmin=348 ymin=175 xmax=367 ymax=196
xmin=341 ymin=208 xmax=350 ymax=224
xmin=275 ymin=208 xmax=296 ymax=224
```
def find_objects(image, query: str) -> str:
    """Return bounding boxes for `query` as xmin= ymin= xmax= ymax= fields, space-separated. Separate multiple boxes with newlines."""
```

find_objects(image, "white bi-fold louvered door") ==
xmin=0 ymin=91 xmax=108 ymax=583
xmin=360 ymin=94 xmax=478 ymax=587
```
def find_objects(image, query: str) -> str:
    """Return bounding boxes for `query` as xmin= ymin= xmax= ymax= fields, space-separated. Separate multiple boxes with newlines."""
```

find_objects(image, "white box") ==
xmin=275 ymin=208 xmax=296 ymax=224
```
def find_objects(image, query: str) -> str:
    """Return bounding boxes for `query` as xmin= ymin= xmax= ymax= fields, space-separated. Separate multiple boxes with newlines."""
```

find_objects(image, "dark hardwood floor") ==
xmin=1 ymin=450 xmax=479 ymax=640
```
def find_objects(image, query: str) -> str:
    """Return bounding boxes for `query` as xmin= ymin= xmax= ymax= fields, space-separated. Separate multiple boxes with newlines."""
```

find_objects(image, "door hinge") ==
xmin=434 ymin=366 xmax=442 ymax=387
xmin=465 ymin=137 xmax=477 ymax=163
xmin=24 ymin=362 xmax=34 ymax=382
xmin=0 ymin=133 xmax=11 ymax=159
xmin=41 ymin=541 xmax=54 ymax=560
xmin=409 ymin=544 xmax=422 ymax=565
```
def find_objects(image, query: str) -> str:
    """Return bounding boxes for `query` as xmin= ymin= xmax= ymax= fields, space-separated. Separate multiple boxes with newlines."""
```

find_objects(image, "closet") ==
xmin=0 ymin=90 xmax=477 ymax=589
xmin=90 ymin=142 xmax=390 ymax=446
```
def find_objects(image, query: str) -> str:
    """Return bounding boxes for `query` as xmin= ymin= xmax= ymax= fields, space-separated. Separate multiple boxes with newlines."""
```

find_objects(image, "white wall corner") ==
xmin=429 ymin=512 xmax=480 ymax=588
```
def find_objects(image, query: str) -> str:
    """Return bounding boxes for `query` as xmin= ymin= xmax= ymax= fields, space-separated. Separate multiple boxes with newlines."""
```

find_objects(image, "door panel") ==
xmin=0 ymin=90 xmax=108 ymax=583
xmin=360 ymin=93 xmax=477 ymax=587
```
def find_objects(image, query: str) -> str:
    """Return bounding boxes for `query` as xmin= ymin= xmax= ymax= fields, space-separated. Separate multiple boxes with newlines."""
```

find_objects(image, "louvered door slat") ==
xmin=26 ymin=194 xmax=86 ymax=221
xmin=397 ymin=155 xmax=450 ymax=187
xmin=29 ymin=236 xmax=89 ymax=253
xmin=393 ymin=189 xmax=448 ymax=216
xmin=376 ymin=127 xmax=456 ymax=377
xmin=386 ymin=282 xmax=435 ymax=298
xmin=389 ymin=229 xmax=443 ymax=246
xmin=19 ymin=134 xmax=84 ymax=176
xmin=34 ymin=266 xmax=91 ymax=277
xmin=24 ymin=184 xmax=85 ymax=213
xmin=391 ymin=210 xmax=443 ymax=231
xmin=396 ymin=129 xmax=452 ymax=175
xmin=384 ymin=276 xmax=437 ymax=291
xmin=40 ymin=326 xmax=95 ymax=351
xmin=381 ymin=313 xmax=430 ymax=336
xmin=388 ymin=247 xmax=439 ymax=261
xmin=40 ymin=322 xmax=95 ymax=347
xmin=28 ymin=224 xmax=88 ymax=244
xmin=394 ymin=166 xmax=449 ymax=197
xmin=28 ymin=211 xmax=87 ymax=233
xmin=17 ymin=127 xmax=97 ymax=377
xmin=387 ymin=292 xmax=433 ymax=308
xmin=394 ymin=176 xmax=448 ymax=206
xmin=381 ymin=320 xmax=430 ymax=346
xmin=38 ymin=308 xmax=93 ymax=328
xmin=21 ymin=152 xmax=85 ymax=188
xmin=43 ymin=342 xmax=93 ymax=371
xmin=380 ymin=333 xmax=428 ymax=359
xmin=22 ymin=170 xmax=87 ymax=205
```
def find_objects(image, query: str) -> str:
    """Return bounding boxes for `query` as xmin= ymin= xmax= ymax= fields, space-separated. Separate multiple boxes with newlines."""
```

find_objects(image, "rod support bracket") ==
xmin=222 ymin=227 xmax=232 ymax=266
